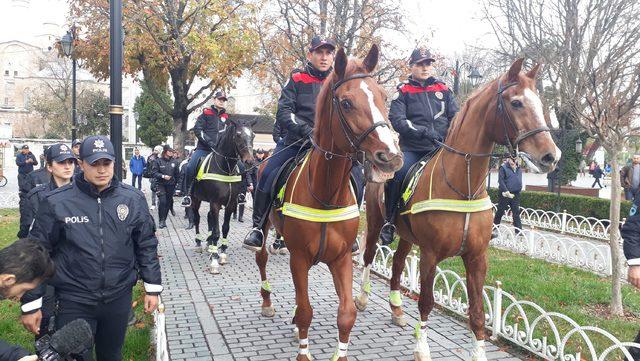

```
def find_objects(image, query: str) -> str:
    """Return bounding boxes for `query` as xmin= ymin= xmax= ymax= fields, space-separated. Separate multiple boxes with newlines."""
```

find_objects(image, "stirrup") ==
xmin=243 ymin=228 xmax=264 ymax=252
xmin=181 ymin=196 xmax=192 ymax=207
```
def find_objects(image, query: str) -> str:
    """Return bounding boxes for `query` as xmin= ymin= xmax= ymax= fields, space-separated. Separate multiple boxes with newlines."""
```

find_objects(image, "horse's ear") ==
xmin=334 ymin=48 xmax=348 ymax=80
xmin=362 ymin=44 xmax=379 ymax=73
xmin=526 ymin=63 xmax=543 ymax=79
xmin=507 ymin=58 xmax=525 ymax=82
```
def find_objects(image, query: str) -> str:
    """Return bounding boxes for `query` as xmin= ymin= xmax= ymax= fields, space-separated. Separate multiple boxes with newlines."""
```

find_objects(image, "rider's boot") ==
xmin=380 ymin=181 xmax=398 ymax=246
xmin=243 ymin=190 xmax=271 ymax=252
xmin=269 ymin=233 xmax=287 ymax=255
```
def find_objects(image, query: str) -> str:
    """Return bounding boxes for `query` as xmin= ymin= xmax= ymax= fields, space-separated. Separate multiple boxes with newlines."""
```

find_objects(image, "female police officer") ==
xmin=379 ymin=48 xmax=459 ymax=245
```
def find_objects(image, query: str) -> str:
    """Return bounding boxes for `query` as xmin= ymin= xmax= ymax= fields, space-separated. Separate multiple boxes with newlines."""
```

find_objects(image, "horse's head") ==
xmin=321 ymin=44 xmax=403 ymax=182
xmin=492 ymin=58 xmax=561 ymax=173
xmin=223 ymin=118 xmax=255 ymax=164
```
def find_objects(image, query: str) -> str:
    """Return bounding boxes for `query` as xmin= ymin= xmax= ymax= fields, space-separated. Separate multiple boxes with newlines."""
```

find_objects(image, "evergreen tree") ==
xmin=134 ymin=81 xmax=173 ymax=147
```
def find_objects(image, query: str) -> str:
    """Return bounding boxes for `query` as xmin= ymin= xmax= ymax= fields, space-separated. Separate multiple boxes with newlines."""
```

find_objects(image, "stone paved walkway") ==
xmin=154 ymin=205 xmax=521 ymax=360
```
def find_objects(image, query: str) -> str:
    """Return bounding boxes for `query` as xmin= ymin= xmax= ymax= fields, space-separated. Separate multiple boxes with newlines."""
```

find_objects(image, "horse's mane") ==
xmin=446 ymin=77 xmax=499 ymax=141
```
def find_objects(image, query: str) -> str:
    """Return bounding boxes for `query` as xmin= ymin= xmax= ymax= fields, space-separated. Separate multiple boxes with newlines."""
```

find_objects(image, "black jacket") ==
xmin=389 ymin=76 xmax=458 ymax=152
xmin=276 ymin=64 xmax=331 ymax=145
xmin=25 ymin=167 xmax=50 ymax=193
xmin=272 ymin=118 xmax=286 ymax=143
xmin=22 ymin=173 xmax=162 ymax=311
xmin=151 ymin=155 xmax=180 ymax=187
xmin=18 ymin=179 xmax=59 ymax=239
xmin=620 ymin=196 xmax=640 ymax=266
xmin=498 ymin=163 xmax=523 ymax=193
xmin=192 ymin=106 xmax=228 ymax=151
xmin=0 ymin=340 xmax=29 ymax=361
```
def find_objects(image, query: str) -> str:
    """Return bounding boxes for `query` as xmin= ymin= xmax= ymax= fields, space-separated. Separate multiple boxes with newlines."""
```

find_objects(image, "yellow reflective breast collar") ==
xmin=278 ymin=153 xmax=359 ymax=222
xmin=401 ymin=149 xmax=492 ymax=215
xmin=196 ymin=153 xmax=242 ymax=183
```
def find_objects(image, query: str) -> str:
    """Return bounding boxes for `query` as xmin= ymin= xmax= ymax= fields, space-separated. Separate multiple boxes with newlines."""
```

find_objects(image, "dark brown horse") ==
xmin=254 ymin=44 xmax=403 ymax=361
xmin=191 ymin=119 xmax=255 ymax=273
xmin=357 ymin=58 xmax=560 ymax=361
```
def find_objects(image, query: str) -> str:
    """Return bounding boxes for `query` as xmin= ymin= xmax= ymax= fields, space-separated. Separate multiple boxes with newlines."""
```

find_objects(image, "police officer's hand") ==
xmin=422 ymin=129 xmax=443 ymax=143
xmin=18 ymin=356 xmax=38 ymax=361
xmin=629 ymin=265 xmax=640 ymax=288
xmin=144 ymin=294 xmax=159 ymax=313
xmin=163 ymin=175 xmax=172 ymax=180
xmin=20 ymin=310 xmax=42 ymax=335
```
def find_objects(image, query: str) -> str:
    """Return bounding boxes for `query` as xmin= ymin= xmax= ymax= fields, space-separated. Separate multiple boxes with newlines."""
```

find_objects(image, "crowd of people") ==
xmin=1 ymin=34 xmax=639 ymax=361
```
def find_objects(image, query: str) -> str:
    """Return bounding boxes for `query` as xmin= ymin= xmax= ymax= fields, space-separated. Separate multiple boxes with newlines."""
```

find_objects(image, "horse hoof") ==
xmin=219 ymin=254 xmax=228 ymax=265
xmin=413 ymin=351 xmax=432 ymax=361
xmin=354 ymin=295 xmax=368 ymax=312
xmin=295 ymin=354 xmax=311 ymax=361
xmin=471 ymin=356 xmax=488 ymax=361
xmin=261 ymin=306 xmax=275 ymax=317
xmin=195 ymin=247 xmax=203 ymax=253
xmin=210 ymin=267 xmax=220 ymax=275
xmin=391 ymin=314 xmax=407 ymax=327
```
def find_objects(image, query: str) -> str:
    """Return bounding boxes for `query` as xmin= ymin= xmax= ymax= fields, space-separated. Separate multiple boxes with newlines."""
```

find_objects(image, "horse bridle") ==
xmin=437 ymin=79 xmax=551 ymax=201
xmin=311 ymin=73 xmax=390 ymax=164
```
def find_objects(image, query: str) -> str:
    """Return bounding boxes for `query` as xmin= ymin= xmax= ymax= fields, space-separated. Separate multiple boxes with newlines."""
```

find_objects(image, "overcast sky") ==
xmin=0 ymin=0 xmax=495 ymax=57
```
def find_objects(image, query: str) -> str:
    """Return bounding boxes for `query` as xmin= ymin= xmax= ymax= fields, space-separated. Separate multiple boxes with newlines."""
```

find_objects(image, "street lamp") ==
xmin=468 ymin=67 xmax=483 ymax=87
xmin=449 ymin=60 xmax=484 ymax=95
xmin=575 ymin=138 xmax=583 ymax=154
xmin=59 ymin=27 xmax=77 ymax=142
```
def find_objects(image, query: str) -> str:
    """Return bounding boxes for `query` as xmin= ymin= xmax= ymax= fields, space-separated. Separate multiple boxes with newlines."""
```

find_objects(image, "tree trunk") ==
xmin=172 ymin=114 xmax=188 ymax=152
xmin=608 ymin=152 xmax=624 ymax=316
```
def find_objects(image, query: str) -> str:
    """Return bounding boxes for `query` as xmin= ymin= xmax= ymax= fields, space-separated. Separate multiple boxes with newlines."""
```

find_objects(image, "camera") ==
xmin=35 ymin=319 xmax=93 ymax=361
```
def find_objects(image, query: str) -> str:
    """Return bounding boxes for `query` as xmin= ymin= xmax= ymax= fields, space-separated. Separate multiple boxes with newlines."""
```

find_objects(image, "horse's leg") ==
xmin=218 ymin=206 xmax=233 ymax=265
xmin=290 ymin=253 xmax=313 ymax=361
xmin=356 ymin=190 xmax=385 ymax=312
xmin=389 ymin=238 xmax=412 ymax=327
xmin=463 ymin=249 xmax=489 ymax=361
xmin=208 ymin=206 xmax=222 ymax=274
xmin=329 ymin=252 xmax=357 ymax=361
xmin=414 ymin=250 xmax=437 ymax=361
xmin=192 ymin=201 xmax=203 ymax=251
xmin=256 ymin=219 xmax=274 ymax=317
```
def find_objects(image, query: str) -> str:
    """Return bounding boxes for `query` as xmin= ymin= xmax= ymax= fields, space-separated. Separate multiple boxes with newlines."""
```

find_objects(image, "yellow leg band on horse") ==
xmin=414 ymin=321 xmax=427 ymax=340
xmin=261 ymin=280 xmax=272 ymax=292
xmin=389 ymin=290 xmax=402 ymax=307
xmin=208 ymin=245 xmax=218 ymax=253
xmin=363 ymin=281 xmax=371 ymax=294
xmin=220 ymin=238 xmax=228 ymax=246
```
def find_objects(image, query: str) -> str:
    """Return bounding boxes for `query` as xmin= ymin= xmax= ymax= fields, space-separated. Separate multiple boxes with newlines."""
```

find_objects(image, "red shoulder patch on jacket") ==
xmin=203 ymin=108 xmax=215 ymax=115
xmin=220 ymin=113 xmax=228 ymax=120
xmin=292 ymin=72 xmax=323 ymax=84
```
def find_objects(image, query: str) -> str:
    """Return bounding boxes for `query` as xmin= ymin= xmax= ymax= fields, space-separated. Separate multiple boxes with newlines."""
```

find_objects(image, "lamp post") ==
xmin=110 ymin=0 xmax=123 ymax=180
xmin=451 ymin=60 xmax=484 ymax=95
xmin=59 ymin=26 xmax=77 ymax=141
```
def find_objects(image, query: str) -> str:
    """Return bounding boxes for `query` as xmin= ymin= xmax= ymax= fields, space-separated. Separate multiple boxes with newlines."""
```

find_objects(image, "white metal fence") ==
xmin=359 ymin=244 xmax=640 ymax=360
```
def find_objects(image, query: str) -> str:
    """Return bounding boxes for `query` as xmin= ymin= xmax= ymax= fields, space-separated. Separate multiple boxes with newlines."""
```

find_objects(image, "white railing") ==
xmin=491 ymin=224 xmax=615 ymax=276
xmin=359 ymin=244 xmax=640 ymax=360
xmin=154 ymin=295 xmax=169 ymax=361
xmin=495 ymin=205 xmax=621 ymax=242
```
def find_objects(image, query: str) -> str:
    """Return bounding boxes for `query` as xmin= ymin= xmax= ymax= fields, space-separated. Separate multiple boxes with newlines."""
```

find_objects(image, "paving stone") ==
xmin=153 ymin=200 xmax=523 ymax=360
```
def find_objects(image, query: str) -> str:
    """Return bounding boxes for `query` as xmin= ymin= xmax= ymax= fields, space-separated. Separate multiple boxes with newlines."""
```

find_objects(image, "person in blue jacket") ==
xmin=379 ymin=47 xmax=459 ymax=245
xmin=129 ymin=148 xmax=146 ymax=190
xmin=493 ymin=157 xmax=523 ymax=235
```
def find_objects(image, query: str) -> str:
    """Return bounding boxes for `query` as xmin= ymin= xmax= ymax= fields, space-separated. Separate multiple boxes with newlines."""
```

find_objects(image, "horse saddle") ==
xmin=271 ymin=149 xmax=363 ymax=211
xmin=398 ymin=149 xmax=440 ymax=209
xmin=196 ymin=153 xmax=242 ymax=182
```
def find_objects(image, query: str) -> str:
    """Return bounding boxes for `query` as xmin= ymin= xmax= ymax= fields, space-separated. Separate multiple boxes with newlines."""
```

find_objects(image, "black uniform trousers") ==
xmin=493 ymin=192 xmax=522 ymax=233
xmin=157 ymin=183 xmax=175 ymax=222
xmin=55 ymin=290 xmax=132 ymax=361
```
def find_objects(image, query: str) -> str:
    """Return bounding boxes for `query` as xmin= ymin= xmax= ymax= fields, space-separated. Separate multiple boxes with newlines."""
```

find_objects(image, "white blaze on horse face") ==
xmin=523 ymin=88 xmax=546 ymax=128
xmin=359 ymin=81 xmax=399 ymax=155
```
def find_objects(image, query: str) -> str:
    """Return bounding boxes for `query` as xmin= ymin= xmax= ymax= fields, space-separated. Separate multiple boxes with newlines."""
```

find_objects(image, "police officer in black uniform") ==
xmin=152 ymin=145 xmax=180 ymax=229
xmin=182 ymin=91 xmax=229 ymax=207
xmin=243 ymin=36 xmax=363 ymax=254
xmin=620 ymin=197 xmax=640 ymax=358
xmin=20 ymin=136 xmax=162 ymax=361
xmin=379 ymin=48 xmax=459 ymax=245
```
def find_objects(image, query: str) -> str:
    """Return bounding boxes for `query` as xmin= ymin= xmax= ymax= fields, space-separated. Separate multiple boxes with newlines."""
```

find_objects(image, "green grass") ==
xmin=0 ymin=208 xmax=153 ymax=360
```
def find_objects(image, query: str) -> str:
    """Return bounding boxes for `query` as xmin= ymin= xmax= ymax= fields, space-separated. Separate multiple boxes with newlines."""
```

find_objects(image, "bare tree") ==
xmin=482 ymin=0 xmax=640 ymax=315
xmin=252 ymin=0 xmax=408 ymax=110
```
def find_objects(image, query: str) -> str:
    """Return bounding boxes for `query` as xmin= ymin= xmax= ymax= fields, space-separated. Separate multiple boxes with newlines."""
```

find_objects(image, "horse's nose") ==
xmin=540 ymin=152 xmax=556 ymax=167
xmin=374 ymin=150 xmax=399 ymax=164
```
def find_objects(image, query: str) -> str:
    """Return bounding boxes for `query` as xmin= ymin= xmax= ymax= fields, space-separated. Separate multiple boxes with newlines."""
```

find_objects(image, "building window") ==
xmin=13 ymin=71 xmax=17 ymax=77
xmin=3 ymin=70 xmax=7 ymax=76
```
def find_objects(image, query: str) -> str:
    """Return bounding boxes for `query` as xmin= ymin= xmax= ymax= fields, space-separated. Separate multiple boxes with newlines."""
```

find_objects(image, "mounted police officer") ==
xmin=20 ymin=135 xmax=162 ymax=361
xmin=243 ymin=36 xmax=362 ymax=254
xmin=152 ymin=145 xmax=180 ymax=229
xmin=379 ymin=48 xmax=459 ymax=245
xmin=182 ymin=91 xmax=229 ymax=207
xmin=620 ymin=194 xmax=640 ymax=359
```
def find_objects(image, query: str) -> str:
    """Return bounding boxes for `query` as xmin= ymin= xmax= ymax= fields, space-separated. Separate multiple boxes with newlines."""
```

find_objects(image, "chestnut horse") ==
xmin=254 ymin=44 xmax=403 ymax=361
xmin=357 ymin=58 xmax=560 ymax=361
